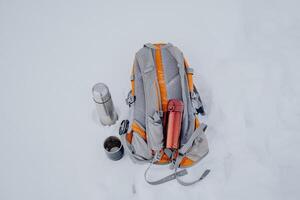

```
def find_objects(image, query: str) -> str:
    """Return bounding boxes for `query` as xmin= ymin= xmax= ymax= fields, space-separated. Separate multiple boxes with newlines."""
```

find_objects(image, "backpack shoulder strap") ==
xmin=126 ymin=55 xmax=146 ymax=126
xmin=184 ymin=57 xmax=205 ymax=115
xmin=165 ymin=45 xmax=194 ymax=144
xmin=136 ymin=46 xmax=164 ymax=152
xmin=136 ymin=46 xmax=162 ymax=115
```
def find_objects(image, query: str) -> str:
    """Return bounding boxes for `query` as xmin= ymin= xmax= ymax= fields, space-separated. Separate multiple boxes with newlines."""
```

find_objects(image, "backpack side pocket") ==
xmin=180 ymin=125 xmax=209 ymax=168
xmin=147 ymin=111 xmax=164 ymax=151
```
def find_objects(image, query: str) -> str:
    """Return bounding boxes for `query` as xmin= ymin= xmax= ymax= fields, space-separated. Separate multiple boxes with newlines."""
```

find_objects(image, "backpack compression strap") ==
xmin=184 ymin=57 xmax=205 ymax=115
xmin=136 ymin=45 xmax=163 ymax=151
xmin=144 ymin=151 xmax=188 ymax=185
xmin=174 ymin=123 xmax=210 ymax=186
xmin=184 ymin=58 xmax=194 ymax=93
xmin=144 ymin=123 xmax=210 ymax=185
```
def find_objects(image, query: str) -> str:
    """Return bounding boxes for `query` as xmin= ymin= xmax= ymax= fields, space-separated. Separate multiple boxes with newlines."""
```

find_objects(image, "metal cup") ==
xmin=103 ymin=136 xmax=124 ymax=161
xmin=92 ymin=83 xmax=118 ymax=126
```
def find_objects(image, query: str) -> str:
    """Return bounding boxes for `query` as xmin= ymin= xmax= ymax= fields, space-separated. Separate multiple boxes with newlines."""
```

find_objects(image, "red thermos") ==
xmin=166 ymin=99 xmax=184 ymax=149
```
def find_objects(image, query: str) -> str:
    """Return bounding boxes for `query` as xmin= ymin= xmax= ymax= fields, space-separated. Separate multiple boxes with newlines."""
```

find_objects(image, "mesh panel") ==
xmin=161 ymin=48 xmax=182 ymax=100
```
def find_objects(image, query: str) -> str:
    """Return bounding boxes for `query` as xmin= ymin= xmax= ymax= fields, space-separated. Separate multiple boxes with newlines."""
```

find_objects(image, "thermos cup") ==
xmin=166 ymin=99 xmax=184 ymax=149
xmin=92 ymin=83 xmax=118 ymax=126
xmin=103 ymin=136 xmax=124 ymax=161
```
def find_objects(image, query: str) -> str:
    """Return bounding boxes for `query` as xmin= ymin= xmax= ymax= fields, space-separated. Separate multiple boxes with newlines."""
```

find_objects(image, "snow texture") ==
xmin=0 ymin=0 xmax=300 ymax=200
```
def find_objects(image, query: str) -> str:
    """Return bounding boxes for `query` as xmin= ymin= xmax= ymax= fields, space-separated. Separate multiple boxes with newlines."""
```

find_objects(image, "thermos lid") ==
xmin=168 ymin=99 xmax=184 ymax=112
xmin=92 ymin=83 xmax=111 ymax=104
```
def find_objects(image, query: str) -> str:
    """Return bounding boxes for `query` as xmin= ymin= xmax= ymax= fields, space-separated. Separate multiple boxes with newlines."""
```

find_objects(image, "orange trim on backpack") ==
xmin=180 ymin=156 xmax=194 ymax=167
xmin=154 ymin=81 xmax=160 ymax=110
xmin=184 ymin=58 xmax=194 ymax=92
xmin=195 ymin=116 xmax=200 ymax=129
xmin=131 ymin=122 xmax=147 ymax=141
xmin=157 ymin=153 xmax=171 ymax=164
xmin=126 ymin=132 xmax=133 ymax=144
xmin=131 ymin=65 xmax=135 ymax=96
xmin=153 ymin=149 xmax=171 ymax=164
xmin=187 ymin=73 xmax=194 ymax=92
xmin=154 ymin=44 xmax=168 ymax=112
xmin=184 ymin=57 xmax=190 ymax=68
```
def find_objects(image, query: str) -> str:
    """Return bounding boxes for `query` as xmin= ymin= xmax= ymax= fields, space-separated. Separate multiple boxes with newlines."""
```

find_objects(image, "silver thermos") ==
xmin=92 ymin=83 xmax=118 ymax=126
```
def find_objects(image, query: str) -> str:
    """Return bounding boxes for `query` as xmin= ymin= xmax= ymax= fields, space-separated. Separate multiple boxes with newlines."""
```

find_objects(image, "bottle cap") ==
xmin=92 ymin=83 xmax=111 ymax=104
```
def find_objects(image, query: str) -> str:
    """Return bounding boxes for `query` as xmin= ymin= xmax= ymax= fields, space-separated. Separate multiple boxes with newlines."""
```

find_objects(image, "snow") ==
xmin=0 ymin=0 xmax=300 ymax=199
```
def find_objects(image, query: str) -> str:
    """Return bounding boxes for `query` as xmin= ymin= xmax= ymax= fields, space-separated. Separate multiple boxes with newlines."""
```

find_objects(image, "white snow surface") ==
xmin=1 ymin=0 xmax=300 ymax=200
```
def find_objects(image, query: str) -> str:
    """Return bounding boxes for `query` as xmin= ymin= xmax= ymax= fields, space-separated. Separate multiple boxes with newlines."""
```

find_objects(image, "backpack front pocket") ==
xmin=131 ymin=132 xmax=152 ymax=160
xmin=147 ymin=111 xmax=164 ymax=151
xmin=180 ymin=126 xmax=209 ymax=168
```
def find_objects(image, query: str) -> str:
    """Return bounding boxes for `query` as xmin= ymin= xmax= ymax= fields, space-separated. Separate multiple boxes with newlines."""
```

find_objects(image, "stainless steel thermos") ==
xmin=92 ymin=83 xmax=118 ymax=126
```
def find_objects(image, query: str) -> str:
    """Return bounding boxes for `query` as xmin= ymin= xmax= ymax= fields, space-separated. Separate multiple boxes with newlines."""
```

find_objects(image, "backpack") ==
xmin=120 ymin=43 xmax=210 ymax=186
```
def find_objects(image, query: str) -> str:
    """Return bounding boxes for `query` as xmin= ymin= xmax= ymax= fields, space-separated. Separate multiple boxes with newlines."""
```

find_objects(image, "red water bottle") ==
xmin=166 ymin=99 xmax=184 ymax=149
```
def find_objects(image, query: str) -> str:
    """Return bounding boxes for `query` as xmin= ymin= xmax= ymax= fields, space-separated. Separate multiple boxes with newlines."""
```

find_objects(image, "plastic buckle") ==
xmin=119 ymin=120 xmax=129 ymax=135
xmin=158 ymin=110 xmax=164 ymax=117
xmin=154 ymin=152 xmax=162 ymax=161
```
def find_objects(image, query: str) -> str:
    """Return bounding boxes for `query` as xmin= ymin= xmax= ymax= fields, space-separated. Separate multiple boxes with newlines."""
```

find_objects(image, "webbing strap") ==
xmin=130 ymin=65 xmax=135 ymax=96
xmin=144 ymin=152 xmax=188 ymax=185
xmin=179 ymin=123 xmax=207 ymax=155
xmin=173 ymin=123 xmax=210 ymax=186
xmin=184 ymin=58 xmax=194 ymax=92
xmin=183 ymin=57 xmax=205 ymax=115
xmin=136 ymin=46 xmax=162 ymax=115
xmin=164 ymin=148 xmax=173 ymax=159
xmin=185 ymin=67 xmax=194 ymax=74
xmin=175 ymin=164 xmax=210 ymax=186
xmin=154 ymin=44 xmax=168 ymax=112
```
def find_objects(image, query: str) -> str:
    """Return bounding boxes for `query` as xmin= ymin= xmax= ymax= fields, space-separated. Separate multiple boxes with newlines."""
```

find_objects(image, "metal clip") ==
xmin=125 ymin=92 xmax=136 ymax=107
xmin=190 ymin=92 xmax=205 ymax=115
xmin=119 ymin=120 xmax=129 ymax=135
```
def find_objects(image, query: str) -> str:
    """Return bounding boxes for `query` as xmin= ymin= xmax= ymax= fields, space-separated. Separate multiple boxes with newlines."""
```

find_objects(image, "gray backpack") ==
xmin=120 ymin=43 xmax=210 ymax=185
